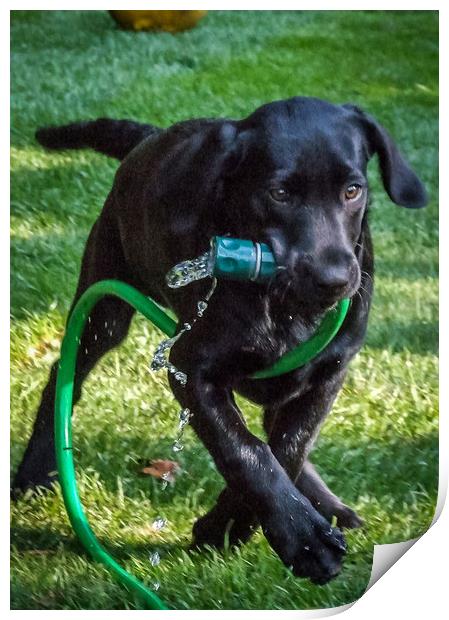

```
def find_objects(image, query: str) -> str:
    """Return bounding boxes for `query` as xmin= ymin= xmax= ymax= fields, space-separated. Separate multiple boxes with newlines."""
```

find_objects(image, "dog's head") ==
xmin=214 ymin=97 xmax=427 ymax=308
xmin=163 ymin=97 xmax=427 ymax=309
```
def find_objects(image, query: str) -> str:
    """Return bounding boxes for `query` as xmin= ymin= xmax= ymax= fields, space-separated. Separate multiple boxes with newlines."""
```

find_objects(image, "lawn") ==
xmin=10 ymin=10 xmax=438 ymax=610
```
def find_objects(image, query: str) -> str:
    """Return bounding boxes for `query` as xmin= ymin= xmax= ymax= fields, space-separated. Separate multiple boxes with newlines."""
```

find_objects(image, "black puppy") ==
xmin=13 ymin=97 xmax=427 ymax=584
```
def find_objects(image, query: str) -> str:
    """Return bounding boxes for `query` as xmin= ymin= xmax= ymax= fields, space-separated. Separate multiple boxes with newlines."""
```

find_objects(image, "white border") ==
xmin=5 ymin=3 xmax=445 ymax=617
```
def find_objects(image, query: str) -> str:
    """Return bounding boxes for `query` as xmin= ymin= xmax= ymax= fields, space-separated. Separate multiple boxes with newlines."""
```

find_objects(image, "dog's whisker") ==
xmin=280 ymin=280 xmax=293 ymax=305
xmin=358 ymin=284 xmax=371 ymax=297
xmin=361 ymin=270 xmax=373 ymax=285
xmin=355 ymin=289 xmax=369 ymax=312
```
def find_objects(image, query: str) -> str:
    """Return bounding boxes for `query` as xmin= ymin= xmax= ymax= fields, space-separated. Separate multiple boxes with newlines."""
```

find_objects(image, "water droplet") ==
xmin=104 ymin=321 xmax=108 ymax=329
xmin=197 ymin=300 xmax=208 ymax=317
xmin=174 ymin=371 xmax=187 ymax=386
xmin=165 ymin=251 xmax=213 ymax=289
xmin=150 ymin=333 xmax=187 ymax=380
xmin=94 ymin=334 xmax=98 ymax=342
xmin=85 ymin=347 xmax=89 ymax=355
xmin=179 ymin=408 xmax=191 ymax=427
xmin=151 ymin=353 xmax=166 ymax=372
xmin=152 ymin=517 xmax=167 ymax=531
xmin=149 ymin=551 xmax=161 ymax=566
xmin=172 ymin=440 xmax=184 ymax=453
xmin=152 ymin=581 xmax=160 ymax=591
xmin=304 ymin=545 xmax=310 ymax=551
xmin=205 ymin=277 xmax=217 ymax=301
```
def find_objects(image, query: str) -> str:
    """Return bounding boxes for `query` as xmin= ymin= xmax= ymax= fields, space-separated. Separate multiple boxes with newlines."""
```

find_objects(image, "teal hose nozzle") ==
xmin=165 ymin=236 xmax=278 ymax=289
xmin=211 ymin=236 xmax=277 ymax=282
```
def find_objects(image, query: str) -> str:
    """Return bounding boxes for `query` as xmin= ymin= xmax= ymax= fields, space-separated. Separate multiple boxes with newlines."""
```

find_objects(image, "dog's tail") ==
xmin=35 ymin=118 xmax=161 ymax=161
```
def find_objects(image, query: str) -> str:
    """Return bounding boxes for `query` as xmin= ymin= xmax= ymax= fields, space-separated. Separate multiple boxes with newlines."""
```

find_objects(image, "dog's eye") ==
xmin=269 ymin=187 xmax=289 ymax=203
xmin=344 ymin=184 xmax=363 ymax=201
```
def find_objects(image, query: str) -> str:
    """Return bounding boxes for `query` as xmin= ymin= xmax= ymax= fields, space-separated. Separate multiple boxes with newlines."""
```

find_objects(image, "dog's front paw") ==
xmin=261 ymin=491 xmax=347 ymax=585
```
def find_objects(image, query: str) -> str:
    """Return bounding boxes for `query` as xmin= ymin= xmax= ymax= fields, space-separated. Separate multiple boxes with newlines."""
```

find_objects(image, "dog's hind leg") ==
xmin=296 ymin=461 xmax=363 ymax=529
xmin=12 ymin=206 xmax=137 ymax=496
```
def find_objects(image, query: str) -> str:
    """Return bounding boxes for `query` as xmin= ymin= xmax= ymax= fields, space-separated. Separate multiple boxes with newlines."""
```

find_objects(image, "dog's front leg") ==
xmin=192 ymin=364 xmax=362 ymax=549
xmin=169 ymin=334 xmax=347 ymax=584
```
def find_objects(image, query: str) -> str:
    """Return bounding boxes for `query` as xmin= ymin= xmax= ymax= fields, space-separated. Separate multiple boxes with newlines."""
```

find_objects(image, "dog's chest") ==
xmin=241 ymin=297 xmax=321 ymax=370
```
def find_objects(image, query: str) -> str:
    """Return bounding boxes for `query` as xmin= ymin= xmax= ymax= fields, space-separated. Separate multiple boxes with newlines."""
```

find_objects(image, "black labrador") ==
xmin=13 ymin=97 xmax=427 ymax=584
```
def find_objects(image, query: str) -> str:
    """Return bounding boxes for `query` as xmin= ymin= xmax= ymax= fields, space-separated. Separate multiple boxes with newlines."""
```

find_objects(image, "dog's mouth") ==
xmin=267 ymin=266 xmax=360 ymax=315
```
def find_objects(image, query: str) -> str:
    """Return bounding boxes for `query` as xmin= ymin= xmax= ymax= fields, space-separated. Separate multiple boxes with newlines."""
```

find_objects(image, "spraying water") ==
xmin=146 ymin=276 xmax=218 ymax=579
xmin=165 ymin=237 xmax=278 ymax=289
xmin=150 ymin=325 xmax=191 ymax=385
xmin=150 ymin=279 xmax=217 ymax=386
xmin=152 ymin=517 xmax=167 ymax=531
xmin=149 ymin=551 xmax=161 ymax=567
xmin=147 ymin=237 xmax=273 ymax=577
xmin=172 ymin=408 xmax=192 ymax=453
xmin=150 ymin=276 xmax=217 ymax=454
xmin=165 ymin=251 xmax=212 ymax=289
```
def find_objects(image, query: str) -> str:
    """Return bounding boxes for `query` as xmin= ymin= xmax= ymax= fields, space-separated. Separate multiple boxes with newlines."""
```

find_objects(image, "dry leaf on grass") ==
xmin=140 ymin=459 xmax=181 ymax=483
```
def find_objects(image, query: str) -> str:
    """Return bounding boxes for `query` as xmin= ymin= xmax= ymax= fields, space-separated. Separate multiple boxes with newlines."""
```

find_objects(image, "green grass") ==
xmin=10 ymin=10 xmax=438 ymax=610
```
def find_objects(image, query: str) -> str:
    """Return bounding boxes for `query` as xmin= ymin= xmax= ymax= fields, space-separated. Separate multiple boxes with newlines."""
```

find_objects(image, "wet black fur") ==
xmin=13 ymin=97 xmax=427 ymax=584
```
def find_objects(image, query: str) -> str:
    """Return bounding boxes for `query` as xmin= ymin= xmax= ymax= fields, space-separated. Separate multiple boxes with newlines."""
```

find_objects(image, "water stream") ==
xmin=165 ymin=251 xmax=213 ymax=289
xmin=147 ymin=261 xmax=217 ymax=584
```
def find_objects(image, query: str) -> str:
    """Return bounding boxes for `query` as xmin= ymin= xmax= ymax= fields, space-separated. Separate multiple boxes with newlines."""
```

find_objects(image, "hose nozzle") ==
xmin=211 ymin=236 xmax=277 ymax=282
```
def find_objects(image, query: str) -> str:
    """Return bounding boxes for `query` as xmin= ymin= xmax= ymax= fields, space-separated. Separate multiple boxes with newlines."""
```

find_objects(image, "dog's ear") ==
xmin=219 ymin=126 xmax=253 ymax=178
xmin=342 ymin=104 xmax=428 ymax=208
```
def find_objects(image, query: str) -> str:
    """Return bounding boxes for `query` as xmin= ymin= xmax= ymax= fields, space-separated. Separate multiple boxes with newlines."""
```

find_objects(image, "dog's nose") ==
xmin=315 ymin=266 xmax=351 ymax=292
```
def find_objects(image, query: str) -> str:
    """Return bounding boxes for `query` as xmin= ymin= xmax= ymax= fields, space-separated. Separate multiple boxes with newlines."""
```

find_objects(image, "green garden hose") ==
xmin=54 ymin=278 xmax=349 ymax=609
xmin=54 ymin=280 xmax=173 ymax=610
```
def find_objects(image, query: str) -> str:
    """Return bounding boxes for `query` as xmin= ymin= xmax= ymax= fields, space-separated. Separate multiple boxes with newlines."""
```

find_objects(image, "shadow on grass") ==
xmin=11 ymin=524 xmax=79 ymax=555
xmin=11 ymin=427 xmax=438 ymax=536
xmin=10 ymin=522 xmax=187 ymax=560
xmin=10 ymin=426 xmax=437 ymax=609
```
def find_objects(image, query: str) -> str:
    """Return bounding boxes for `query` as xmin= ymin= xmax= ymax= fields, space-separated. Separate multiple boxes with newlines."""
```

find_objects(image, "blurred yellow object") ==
xmin=109 ymin=10 xmax=207 ymax=33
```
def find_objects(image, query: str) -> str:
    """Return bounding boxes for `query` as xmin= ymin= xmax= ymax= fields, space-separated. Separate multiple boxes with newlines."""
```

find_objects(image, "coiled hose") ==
xmin=54 ymin=279 xmax=349 ymax=609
